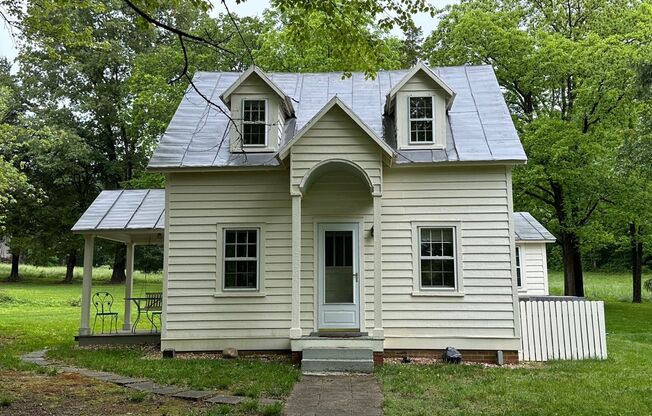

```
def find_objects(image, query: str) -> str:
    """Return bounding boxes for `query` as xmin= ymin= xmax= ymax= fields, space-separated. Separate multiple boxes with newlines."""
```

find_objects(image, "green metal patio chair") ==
xmin=144 ymin=292 xmax=162 ymax=333
xmin=92 ymin=292 xmax=119 ymax=334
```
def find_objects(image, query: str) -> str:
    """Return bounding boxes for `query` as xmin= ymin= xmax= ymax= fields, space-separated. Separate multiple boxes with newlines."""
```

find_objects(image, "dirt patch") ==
xmin=0 ymin=370 xmax=210 ymax=416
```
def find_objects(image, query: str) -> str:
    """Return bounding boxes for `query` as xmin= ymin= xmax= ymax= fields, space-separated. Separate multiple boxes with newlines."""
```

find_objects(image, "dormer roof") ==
xmin=384 ymin=61 xmax=456 ymax=114
xmin=220 ymin=65 xmax=295 ymax=117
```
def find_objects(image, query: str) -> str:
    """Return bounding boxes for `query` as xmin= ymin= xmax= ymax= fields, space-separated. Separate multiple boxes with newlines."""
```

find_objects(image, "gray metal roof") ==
xmin=72 ymin=189 xmax=165 ymax=232
xmin=148 ymin=65 xmax=526 ymax=170
xmin=514 ymin=212 xmax=556 ymax=242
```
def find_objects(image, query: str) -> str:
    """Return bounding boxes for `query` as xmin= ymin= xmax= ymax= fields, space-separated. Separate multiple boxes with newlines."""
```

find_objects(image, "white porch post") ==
xmin=80 ymin=234 xmax=94 ymax=335
xmin=123 ymin=242 xmax=135 ymax=331
xmin=290 ymin=194 xmax=302 ymax=339
xmin=373 ymin=194 xmax=384 ymax=337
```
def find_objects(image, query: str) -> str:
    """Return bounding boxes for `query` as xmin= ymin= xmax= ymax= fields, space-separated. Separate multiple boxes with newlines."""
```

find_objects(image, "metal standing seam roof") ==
xmin=514 ymin=212 xmax=556 ymax=242
xmin=71 ymin=189 xmax=165 ymax=232
xmin=147 ymin=64 xmax=527 ymax=170
xmin=73 ymin=191 xmax=553 ymax=245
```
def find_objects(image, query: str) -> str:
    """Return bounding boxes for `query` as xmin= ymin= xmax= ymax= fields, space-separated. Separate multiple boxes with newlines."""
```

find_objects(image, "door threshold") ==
xmin=310 ymin=331 xmax=368 ymax=338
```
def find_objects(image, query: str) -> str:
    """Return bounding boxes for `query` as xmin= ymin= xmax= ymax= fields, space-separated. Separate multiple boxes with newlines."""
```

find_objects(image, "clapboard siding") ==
xmin=164 ymin=170 xmax=293 ymax=347
xmin=290 ymin=105 xmax=382 ymax=194
xmin=519 ymin=243 xmax=549 ymax=295
xmin=381 ymin=166 xmax=519 ymax=350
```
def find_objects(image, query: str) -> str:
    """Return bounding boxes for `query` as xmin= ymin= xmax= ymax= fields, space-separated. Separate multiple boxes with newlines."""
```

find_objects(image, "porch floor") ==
xmin=75 ymin=331 xmax=161 ymax=346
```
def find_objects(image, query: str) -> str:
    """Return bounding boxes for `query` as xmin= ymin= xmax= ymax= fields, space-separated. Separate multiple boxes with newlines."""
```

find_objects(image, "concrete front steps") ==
xmin=301 ymin=348 xmax=374 ymax=373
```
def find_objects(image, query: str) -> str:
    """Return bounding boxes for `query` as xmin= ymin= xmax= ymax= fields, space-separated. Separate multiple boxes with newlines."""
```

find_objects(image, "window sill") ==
xmin=399 ymin=144 xmax=445 ymax=151
xmin=213 ymin=292 xmax=266 ymax=298
xmin=411 ymin=291 xmax=465 ymax=297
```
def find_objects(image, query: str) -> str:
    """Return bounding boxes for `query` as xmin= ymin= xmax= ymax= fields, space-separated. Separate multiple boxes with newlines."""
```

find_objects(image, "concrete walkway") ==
xmin=283 ymin=375 xmax=383 ymax=416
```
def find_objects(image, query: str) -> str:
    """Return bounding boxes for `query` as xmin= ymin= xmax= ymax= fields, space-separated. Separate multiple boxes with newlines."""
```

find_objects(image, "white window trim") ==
xmin=215 ymin=223 xmax=266 ymax=297
xmin=395 ymin=91 xmax=445 ymax=151
xmin=408 ymin=95 xmax=435 ymax=145
xmin=411 ymin=221 xmax=464 ymax=296
xmin=516 ymin=244 xmax=526 ymax=292
xmin=241 ymin=98 xmax=268 ymax=148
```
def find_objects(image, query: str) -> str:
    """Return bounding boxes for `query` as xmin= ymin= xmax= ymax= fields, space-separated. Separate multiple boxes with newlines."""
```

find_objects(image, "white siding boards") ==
xmin=164 ymin=170 xmax=294 ymax=351
xmin=381 ymin=166 xmax=519 ymax=351
xmin=518 ymin=243 xmax=550 ymax=296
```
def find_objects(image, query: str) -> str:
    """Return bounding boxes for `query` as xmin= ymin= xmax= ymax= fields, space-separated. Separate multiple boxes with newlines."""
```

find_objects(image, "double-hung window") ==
xmin=419 ymin=227 xmax=456 ymax=289
xmin=223 ymin=229 xmax=259 ymax=290
xmin=515 ymin=246 xmax=523 ymax=288
xmin=242 ymin=99 xmax=266 ymax=146
xmin=408 ymin=96 xmax=434 ymax=143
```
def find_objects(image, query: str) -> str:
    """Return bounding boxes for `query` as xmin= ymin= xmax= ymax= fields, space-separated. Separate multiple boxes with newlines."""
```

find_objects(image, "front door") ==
xmin=318 ymin=223 xmax=360 ymax=330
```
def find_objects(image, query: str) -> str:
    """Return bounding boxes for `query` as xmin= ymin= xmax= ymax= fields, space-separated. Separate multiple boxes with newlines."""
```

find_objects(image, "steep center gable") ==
xmin=286 ymin=100 xmax=392 ymax=195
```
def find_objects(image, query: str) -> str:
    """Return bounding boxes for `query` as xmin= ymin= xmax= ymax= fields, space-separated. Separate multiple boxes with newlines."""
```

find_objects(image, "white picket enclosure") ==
xmin=518 ymin=298 xmax=607 ymax=361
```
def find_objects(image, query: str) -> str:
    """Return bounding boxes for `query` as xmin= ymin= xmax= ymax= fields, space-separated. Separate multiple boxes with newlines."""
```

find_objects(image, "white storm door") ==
xmin=318 ymin=223 xmax=360 ymax=330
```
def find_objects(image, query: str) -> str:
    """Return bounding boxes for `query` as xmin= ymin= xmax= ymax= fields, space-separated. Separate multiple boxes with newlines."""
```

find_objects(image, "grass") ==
xmin=379 ymin=269 xmax=652 ymax=415
xmin=4 ymin=264 xmax=652 ymax=415
xmin=0 ymin=263 xmax=300 ymax=407
xmin=548 ymin=269 xmax=652 ymax=302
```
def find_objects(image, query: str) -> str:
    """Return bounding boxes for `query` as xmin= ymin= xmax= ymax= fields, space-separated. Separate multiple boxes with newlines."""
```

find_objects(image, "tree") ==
xmin=255 ymin=8 xmax=406 ymax=73
xmin=423 ymin=0 xmax=650 ymax=296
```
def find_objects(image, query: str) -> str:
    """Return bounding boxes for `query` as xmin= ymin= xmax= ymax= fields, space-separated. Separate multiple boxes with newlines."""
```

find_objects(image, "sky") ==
xmin=0 ymin=0 xmax=457 ymax=65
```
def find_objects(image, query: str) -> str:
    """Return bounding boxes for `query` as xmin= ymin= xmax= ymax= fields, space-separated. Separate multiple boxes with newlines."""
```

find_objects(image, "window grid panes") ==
xmin=419 ymin=227 xmax=455 ymax=289
xmin=515 ymin=246 xmax=522 ymax=287
xmin=242 ymin=99 xmax=266 ymax=146
xmin=409 ymin=96 xmax=434 ymax=143
xmin=224 ymin=229 xmax=258 ymax=289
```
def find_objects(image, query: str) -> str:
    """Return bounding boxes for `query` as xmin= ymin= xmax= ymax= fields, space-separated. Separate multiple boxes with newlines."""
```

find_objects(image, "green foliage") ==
xmin=255 ymin=8 xmax=406 ymax=74
xmin=127 ymin=391 xmax=148 ymax=403
xmin=424 ymin=0 xmax=652 ymax=294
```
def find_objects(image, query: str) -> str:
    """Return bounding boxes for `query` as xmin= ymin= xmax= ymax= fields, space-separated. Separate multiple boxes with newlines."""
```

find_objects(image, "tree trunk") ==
xmin=110 ymin=244 xmax=126 ymax=283
xmin=63 ymin=251 xmax=77 ymax=283
xmin=8 ymin=252 xmax=20 ymax=281
xmin=631 ymin=222 xmax=643 ymax=304
xmin=561 ymin=231 xmax=584 ymax=297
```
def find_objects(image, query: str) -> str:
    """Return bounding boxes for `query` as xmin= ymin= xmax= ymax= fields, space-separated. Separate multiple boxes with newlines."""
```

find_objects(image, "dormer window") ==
xmin=242 ymin=99 xmax=267 ymax=146
xmin=408 ymin=96 xmax=434 ymax=144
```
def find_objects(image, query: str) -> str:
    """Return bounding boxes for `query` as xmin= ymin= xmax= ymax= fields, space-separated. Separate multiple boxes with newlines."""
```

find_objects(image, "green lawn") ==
xmin=0 ymin=264 xmax=299 ymax=408
xmin=2 ymin=264 xmax=652 ymax=415
xmin=379 ymin=269 xmax=652 ymax=415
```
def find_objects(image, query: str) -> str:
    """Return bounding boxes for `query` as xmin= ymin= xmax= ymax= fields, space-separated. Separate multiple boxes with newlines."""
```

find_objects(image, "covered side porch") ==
xmin=71 ymin=189 xmax=165 ymax=346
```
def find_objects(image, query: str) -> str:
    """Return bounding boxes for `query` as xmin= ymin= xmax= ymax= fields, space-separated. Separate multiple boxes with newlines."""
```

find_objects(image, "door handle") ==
xmin=353 ymin=272 xmax=358 ymax=282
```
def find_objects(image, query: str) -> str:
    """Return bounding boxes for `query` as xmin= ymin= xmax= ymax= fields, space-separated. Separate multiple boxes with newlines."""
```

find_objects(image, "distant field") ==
xmin=548 ymin=270 xmax=651 ymax=302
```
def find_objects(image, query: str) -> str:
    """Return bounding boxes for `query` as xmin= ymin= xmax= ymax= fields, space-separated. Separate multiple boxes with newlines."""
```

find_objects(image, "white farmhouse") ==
xmin=73 ymin=63 xmax=559 ymax=369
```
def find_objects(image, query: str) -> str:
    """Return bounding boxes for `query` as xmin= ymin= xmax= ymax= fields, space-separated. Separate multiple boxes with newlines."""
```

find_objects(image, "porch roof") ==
xmin=71 ymin=189 xmax=164 ymax=244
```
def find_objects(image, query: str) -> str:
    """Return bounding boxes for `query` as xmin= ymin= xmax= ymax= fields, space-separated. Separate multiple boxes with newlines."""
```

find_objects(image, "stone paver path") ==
xmin=21 ymin=350 xmax=280 ymax=408
xmin=283 ymin=375 xmax=383 ymax=416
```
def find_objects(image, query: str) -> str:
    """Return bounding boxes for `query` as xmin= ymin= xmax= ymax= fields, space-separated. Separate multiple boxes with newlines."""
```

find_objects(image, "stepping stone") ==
xmin=172 ymin=390 xmax=215 ymax=401
xmin=205 ymin=395 xmax=245 ymax=405
xmin=150 ymin=385 xmax=185 ymax=396
xmin=57 ymin=366 xmax=84 ymax=373
xmin=128 ymin=381 xmax=162 ymax=392
xmin=113 ymin=377 xmax=148 ymax=385
xmin=25 ymin=358 xmax=49 ymax=366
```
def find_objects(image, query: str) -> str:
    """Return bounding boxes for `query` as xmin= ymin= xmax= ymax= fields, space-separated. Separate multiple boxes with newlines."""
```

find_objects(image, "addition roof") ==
xmin=514 ymin=212 xmax=556 ymax=242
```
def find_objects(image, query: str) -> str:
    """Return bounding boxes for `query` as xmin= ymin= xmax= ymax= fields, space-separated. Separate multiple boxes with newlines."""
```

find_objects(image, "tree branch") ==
xmin=122 ymin=0 xmax=235 ymax=55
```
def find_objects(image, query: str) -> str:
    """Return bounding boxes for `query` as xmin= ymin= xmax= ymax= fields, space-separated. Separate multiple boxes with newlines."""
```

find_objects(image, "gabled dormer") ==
xmin=385 ymin=62 xmax=455 ymax=150
xmin=220 ymin=66 xmax=295 ymax=153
